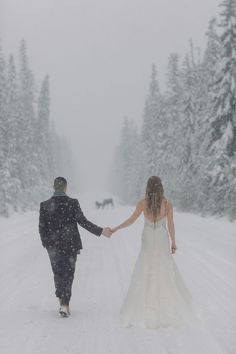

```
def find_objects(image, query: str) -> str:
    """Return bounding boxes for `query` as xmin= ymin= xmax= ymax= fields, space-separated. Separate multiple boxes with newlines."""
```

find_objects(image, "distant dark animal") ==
xmin=95 ymin=198 xmax=114 ymax=209
xmin=102 ymin=198 xmax=114 ymax=208
xmin=95 ymin=201 xmax=103 ymax=209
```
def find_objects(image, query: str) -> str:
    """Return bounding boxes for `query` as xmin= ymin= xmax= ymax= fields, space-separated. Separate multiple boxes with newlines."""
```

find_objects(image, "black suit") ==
xmin=39 ymin=194 xmax=103 ymax=305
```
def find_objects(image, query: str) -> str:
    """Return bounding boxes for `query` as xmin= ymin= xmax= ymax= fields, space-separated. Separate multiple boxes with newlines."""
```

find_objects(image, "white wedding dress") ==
xmin=120 ymin=216 xmax=199 ymax=329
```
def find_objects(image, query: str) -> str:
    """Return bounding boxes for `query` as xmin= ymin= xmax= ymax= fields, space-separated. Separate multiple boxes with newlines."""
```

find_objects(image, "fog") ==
xmin=1 ymin=0 xmax=219 ymax=193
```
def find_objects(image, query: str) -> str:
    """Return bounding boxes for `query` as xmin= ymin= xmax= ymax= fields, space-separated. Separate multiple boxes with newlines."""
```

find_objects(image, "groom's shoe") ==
xmin=59 ymin=305 xmax=70 ymax=318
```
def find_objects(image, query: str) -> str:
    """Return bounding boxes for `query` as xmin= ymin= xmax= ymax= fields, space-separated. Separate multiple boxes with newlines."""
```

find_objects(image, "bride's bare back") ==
xmin=111 ymin=197 xmax=177 ymax=254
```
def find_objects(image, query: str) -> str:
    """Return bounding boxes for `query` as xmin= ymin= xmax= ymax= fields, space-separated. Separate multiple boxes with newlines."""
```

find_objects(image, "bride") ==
xmin=111 ymin=176 xmax=199 ymax=329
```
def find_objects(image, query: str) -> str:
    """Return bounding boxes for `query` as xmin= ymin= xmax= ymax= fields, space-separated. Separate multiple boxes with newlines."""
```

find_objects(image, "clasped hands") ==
xmin=101 ymin=227 xmax=117 ymax=238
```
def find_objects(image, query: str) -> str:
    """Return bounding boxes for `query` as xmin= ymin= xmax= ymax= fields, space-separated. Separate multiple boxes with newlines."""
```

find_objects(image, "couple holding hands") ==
xmin=39 ymin=176 xmax=197 ymax=328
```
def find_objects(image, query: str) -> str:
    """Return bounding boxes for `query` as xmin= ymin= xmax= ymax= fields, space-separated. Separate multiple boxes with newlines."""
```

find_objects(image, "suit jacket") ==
xmin=39 ymin=194 xmax=103 ymax=254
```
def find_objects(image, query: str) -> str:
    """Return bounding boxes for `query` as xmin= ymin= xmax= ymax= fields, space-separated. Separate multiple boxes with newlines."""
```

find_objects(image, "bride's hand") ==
xmin=111 ymin=227 xmax=118 ymax=234
xmin=171 ymin=243 xmax=177 ymax=254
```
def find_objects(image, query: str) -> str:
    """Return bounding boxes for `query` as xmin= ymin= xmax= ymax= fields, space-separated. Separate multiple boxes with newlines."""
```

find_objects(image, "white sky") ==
xmin=1 ymin=0 xmax=219 ymax=192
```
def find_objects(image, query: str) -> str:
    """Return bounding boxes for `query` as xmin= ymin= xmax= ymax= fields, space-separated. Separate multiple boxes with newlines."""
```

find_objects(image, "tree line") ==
xmin=0 ymin=39 xmax=73 ymax=216
xmin=111 ymin=0 xmax=236 ymax=220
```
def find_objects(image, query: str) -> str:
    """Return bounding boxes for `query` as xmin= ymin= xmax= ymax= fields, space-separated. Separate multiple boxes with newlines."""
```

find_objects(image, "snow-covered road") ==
xmin=0 ymin=200 xmax=235 ymax=354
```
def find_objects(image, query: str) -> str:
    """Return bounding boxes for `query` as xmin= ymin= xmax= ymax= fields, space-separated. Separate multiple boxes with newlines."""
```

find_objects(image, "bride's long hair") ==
xmin=145 ymin=176 xmax=164 ymax=219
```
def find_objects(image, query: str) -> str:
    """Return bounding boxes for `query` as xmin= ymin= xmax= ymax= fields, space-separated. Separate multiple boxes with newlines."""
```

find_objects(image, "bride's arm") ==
xmin=111 ymin=200 xmax=143 ymax=233
xmin=166 ymin=201 xmax=177 ymax=253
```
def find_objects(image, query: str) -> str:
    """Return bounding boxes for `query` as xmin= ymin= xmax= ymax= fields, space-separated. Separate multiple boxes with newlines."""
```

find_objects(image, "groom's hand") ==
xmin=102 ymin=227 xmax=112 ymax=237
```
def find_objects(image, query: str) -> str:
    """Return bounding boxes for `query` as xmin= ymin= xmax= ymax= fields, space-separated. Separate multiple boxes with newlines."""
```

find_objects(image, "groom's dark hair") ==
xmin=54 ymin=177 xmax=67 ymax=191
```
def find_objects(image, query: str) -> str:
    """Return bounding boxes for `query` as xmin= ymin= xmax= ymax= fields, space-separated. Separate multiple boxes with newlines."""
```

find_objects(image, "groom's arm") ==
xmin=39 ymin=203 xmax=48 ymax=247
xmin=74 ymin=199 xmax=103 ymax=236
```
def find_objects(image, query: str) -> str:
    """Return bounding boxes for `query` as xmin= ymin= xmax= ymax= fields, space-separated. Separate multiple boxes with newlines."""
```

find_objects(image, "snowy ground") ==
xmin=0 ymin=195 xmax=236 ymax=354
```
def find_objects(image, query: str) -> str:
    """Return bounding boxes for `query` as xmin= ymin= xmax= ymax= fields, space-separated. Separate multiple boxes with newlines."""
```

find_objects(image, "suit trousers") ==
xmin=47 ymin=247 xmax=78 ymax=305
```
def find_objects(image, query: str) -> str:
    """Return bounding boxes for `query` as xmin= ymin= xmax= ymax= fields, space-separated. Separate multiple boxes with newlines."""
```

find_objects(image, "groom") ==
xmin=39 ymin=177 xmax=112 ymax=317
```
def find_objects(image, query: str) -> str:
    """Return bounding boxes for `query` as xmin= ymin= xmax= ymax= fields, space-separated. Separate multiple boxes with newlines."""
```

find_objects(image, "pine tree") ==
xmin=0 ymin=44 xmax=9 ymax=215
xmin=5 ymin=54 xmax=22 ymax=211
xmin=111 ymin=117 xmax=144 ymax=204
xmin=142 ymin=64 xmax=164 ymax=178
xmin=164 ymin=53 xmax=183 ymax=200
xmin=18 ymin=39 xmax=38 ymax=209
xmin=205 ymin=0 xmax=236 ymax=215
xmin=197 ymin=18 xmax=221 ymax=213
xmin=35 ymin=74 xmax=53 ymax=199
xmin=203 ymin=18 xmax=221 ymax=102
xmin=177 ymin=54 xmax=198 ymax=209
xmin=211 ymin=0 xmax=236 ymax=156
